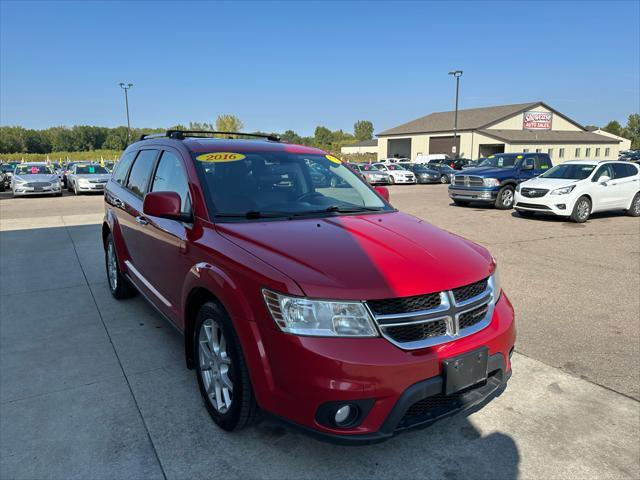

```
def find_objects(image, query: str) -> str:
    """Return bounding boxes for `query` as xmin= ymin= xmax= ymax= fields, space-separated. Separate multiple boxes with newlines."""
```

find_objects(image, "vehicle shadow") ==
xmin=509 ymin=209 xmax=629 ymax=224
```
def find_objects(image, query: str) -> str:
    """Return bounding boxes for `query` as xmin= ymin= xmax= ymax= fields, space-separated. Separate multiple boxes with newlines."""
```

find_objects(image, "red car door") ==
xmin=135 ymin=148 xmax=196 ymax=324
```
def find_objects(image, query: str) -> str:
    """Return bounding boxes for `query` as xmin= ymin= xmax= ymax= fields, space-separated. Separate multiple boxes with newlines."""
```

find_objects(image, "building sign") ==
xmin=523 ymin=111 xmax=553 ymax=130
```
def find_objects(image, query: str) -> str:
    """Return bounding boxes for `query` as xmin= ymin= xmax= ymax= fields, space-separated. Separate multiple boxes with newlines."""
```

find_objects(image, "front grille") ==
xmin=384 ymin=320 xmax=447 ymax=343
xmin=25 ymin=182 xmax=51 ymax=188
xmin=452 ymin=278 xmax=488 ymax=303
xmin=453 ymin=175 xmax=483 ymax=187
xmin=367 ymin=293 xmax=441 ymax=316
xmin=521 ymin=187 xmax=549 ymax=198
xmin=459 ymin=304 xmax=489 ymax=330
xmin=516 ymin=202 xmax=550 ymax=210
xmin=89 ymin=180 xmax=106 ymax=184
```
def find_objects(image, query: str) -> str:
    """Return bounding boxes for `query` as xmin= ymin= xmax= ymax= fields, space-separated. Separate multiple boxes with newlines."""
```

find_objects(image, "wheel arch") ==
xmin=184 ymin=286 xmax=221 ymax=369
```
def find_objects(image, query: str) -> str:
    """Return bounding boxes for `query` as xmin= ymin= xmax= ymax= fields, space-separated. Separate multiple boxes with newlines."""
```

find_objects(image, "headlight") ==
xmin=490 ymin=262 xmax=502 ymax=301
xmin=263 ymin=290 xmax=378 ymax=337
xmin=14 ymin=178 xmax=26 ymax=184
xmin=483 ymin=178 xmax=500 ymax=187
xmin=550 ymin=185 xmax=575 ymax=195
xmin=515 ymin=183 xmax=521 ymax=192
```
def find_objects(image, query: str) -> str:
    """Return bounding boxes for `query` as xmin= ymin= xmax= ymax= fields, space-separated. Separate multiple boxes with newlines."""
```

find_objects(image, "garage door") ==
xmin=429 ymin=136 xmax=460 ymax=155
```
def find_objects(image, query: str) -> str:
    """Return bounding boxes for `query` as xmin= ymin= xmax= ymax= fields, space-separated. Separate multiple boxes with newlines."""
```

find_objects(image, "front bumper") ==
xmin=258 ymin=293 xmax=516 ymax=444
xmin=416 ymin=175 xmax=441 ymax=184
xmin=366 ymin=176 xmax=391 ymax=185
xmin=514 ymin=192 xmax=575 ymax=216
xmin=448 ymin=187 xmax=498 ymax=202
xmin=13 ymin=185 xmax=61 ymax=196
xmin=393 ymin=176 xmax=416 ymax=184
xmin=76 ymin=183 xmax=106 ymax=192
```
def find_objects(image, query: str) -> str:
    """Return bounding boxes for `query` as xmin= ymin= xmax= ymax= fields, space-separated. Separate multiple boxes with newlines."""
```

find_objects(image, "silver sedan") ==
xmin=67 ymin=164 xmax=111 ymax=195
xmin=11 ymin=163 xmax=62 ymax=197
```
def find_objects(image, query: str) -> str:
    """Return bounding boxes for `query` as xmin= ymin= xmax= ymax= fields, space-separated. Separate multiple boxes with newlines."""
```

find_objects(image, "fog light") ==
xmin=335 ymin=405 xmax=352 ymax=424
xmin=556 ymin=204 xmax=566 ymax=210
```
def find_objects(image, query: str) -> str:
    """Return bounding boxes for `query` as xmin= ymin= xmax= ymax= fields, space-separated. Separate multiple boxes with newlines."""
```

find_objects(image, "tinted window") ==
xmin=626 ymin=164 xmax=640 ymax=176
xmin=612 ymin=163 xmax=637 ymax=179
xmin=76 ymin=165 xmax=109 ymax=174
xmin=537 ymin=155 xmax=552 ymax=170
xmin=151 ymin=151 xmax=192 ymax=215
xmin=126 ymin=150 xmax=157 ymax=196
xmin=112 ymin=152 xmax=137 ymax=186
xmin=541 ymin=163 xmax=595 ymax=180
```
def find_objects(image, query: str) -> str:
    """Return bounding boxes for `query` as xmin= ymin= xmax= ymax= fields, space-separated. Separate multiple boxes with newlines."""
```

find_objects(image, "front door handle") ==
xmin=136 ymin=216 xmax=149 ymax=226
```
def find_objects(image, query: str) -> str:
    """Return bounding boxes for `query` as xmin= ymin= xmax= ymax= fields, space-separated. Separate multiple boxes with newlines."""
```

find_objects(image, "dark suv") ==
xmin=102 ymin=130 xmax=515 ymax=444
xmin=448 ymin=153 xmax=553 ymax=209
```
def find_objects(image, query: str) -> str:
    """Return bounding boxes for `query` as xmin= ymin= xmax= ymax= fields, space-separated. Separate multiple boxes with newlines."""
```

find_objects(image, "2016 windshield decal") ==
xmin=196 ymin=152 xmax=246 ymax=162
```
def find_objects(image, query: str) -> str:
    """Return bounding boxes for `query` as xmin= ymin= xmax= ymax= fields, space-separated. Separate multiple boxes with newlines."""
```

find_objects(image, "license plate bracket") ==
xmin=443 ymin=347 xmax=489 ymax=395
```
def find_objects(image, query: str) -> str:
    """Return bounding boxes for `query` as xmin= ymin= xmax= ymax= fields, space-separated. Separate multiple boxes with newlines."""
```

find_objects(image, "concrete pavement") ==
xmin=0 ymin=189 xmax=639 ymax=479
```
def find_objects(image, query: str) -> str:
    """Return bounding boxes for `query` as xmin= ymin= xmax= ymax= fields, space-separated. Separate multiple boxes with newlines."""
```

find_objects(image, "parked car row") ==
xmin=447 ymin=152 xmax=640 ymax=223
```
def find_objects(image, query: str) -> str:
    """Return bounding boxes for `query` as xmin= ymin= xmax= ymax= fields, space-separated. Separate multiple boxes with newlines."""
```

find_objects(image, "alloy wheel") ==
xmin=633 ymin=196 xmax=640 ymax=215
xmin=501 ymin=189 xmax=514 ymax=207
xmin=198 ymin=318 xmax=233 ymax=413
xmin=577 ymin=199 xmax=590 ymax=220
xmin=107 ymin=242 xmax=118 ymax=291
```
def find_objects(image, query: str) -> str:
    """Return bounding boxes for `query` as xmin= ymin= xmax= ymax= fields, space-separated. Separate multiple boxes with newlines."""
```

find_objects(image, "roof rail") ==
xmin=140 ymin=130 xmax=281 ymax=142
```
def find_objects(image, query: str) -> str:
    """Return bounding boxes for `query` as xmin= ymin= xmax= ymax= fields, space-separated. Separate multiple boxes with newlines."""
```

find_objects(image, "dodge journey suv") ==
xmin=103 ymin=130 xmax=515 ymax=444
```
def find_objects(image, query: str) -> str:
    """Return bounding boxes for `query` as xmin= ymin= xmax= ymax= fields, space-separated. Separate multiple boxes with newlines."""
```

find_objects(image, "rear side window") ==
xmin=112 ymin=152 xmax=137 ymax=186
xmin=126 ymin=150 xmax=158 ymax=196
xmin=537 ymin=155 xmax=552 ymax=170
xmin=613 ymin=163 xmax=638 ymax=179
xmin=151 ymin=151 xmax=192 ymax=215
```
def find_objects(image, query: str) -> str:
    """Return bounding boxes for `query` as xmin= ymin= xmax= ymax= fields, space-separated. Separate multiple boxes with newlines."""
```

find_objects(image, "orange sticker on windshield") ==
xmin=196 ymin=152 xmax=246 ymax=162
xmin=325 ymin=155 xmax=342 ymax=164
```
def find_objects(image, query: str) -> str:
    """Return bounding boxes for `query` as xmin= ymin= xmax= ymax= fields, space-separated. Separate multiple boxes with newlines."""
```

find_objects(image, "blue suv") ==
xmin=448 ymin=153 xmax=553 ymax=209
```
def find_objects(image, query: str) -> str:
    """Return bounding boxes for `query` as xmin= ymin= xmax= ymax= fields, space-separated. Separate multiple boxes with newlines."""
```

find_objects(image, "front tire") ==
xmin=440 ymin=174 xmax=450 ymax=184
xmin=627 ymin=193 xmax=640 ymax=217
xmin=105 ymin=233 xmax=137 ymax=299
xmin=195 ymin=301 xmax=259 ymax=431
xmin=570 ymin=196 xmax=591 ymax=223
xmin=495 ymin=185 xmax=515 ymax=210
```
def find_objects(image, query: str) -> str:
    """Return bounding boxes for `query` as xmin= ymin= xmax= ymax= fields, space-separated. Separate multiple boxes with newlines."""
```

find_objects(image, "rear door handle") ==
xmin=136 ymin=216 xmax=149 ymax=226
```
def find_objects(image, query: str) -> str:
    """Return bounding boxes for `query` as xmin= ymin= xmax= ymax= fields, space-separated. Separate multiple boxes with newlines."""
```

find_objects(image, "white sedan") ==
xmin=67 ymin=163 xmax=111 ymax=195
xmin=373 ymin=163 xmax=416 ymax=184
xmin=514 ymin=160 xmax=640 ymax=223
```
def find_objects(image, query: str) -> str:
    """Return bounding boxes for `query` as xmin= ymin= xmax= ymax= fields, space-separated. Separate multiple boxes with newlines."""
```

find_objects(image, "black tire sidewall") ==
xmin=105 ymin=233 xmax=136 ymax=299
xmin=628 ymin=193 xmax=640 ymax=217
xmin=496 ymin=186 xmax=515 ymax=209
xmin=194 ymin=302 xmax=254 ymax=431
xmin=571 ymin=196 xmax=591 ymax=223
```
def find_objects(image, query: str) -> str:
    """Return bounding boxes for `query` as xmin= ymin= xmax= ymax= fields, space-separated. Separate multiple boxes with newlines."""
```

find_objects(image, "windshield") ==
xmin=359 ymin=164 xmax=380 ymax=171
xmin=1 ymin=165 xmax=15 ymax=172
xmin=76 ymin=165 xmax=109 ymax=174
xmin=192 ymin=152 xmax=391 ymax=220
xmin=540 ymin=164 xmax=595 ymax=180
xmin=478 ymin=155 xmax=518 ymax=168
xmin=15 ymin=165 xmax=53 ymax=175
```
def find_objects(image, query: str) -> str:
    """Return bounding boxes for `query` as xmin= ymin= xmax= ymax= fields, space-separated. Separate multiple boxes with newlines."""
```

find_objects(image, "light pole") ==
xmin=119 ymin=83 xmax=133 ymax=143
xmin=448 ymin=70 xmax=463 ymax=158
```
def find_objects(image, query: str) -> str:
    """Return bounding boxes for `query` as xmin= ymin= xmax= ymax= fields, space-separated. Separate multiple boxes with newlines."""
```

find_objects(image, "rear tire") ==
xmin=627 ymin=193 xmax=640 ymax=217
xmin=105 ymin=233 xmax=137 ymax=299
xmin=194 ymin=301 xmax=259 ymax=431
xmin=570 ymin=196 xmax=591 ymax=223
xmin=495 ymin=185 xmax=515 ymax=210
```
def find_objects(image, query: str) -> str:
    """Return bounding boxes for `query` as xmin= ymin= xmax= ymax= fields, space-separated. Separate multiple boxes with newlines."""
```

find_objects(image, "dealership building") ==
xmin=376 ymin=101 xmax=629 ymax=162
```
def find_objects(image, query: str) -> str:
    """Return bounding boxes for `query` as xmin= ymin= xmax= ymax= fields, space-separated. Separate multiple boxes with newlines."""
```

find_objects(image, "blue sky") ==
xmin=1 ymin=0 xmax=638 ymax=135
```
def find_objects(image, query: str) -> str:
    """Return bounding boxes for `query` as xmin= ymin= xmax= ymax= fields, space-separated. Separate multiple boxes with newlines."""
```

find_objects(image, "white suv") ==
xmin=514 ymin=160 xmax=640 ymax=223
xmin=373 ymin=163 xmax=416 ymax=184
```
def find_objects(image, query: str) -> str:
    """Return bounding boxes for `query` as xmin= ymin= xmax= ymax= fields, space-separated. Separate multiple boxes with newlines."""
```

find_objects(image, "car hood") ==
xmin=14 ymin=174 xmax=58 ymax=183
xmin=459 ymin=166 xmax=514 ymax=177
xmin=75 ymin=174 xmax=111 ymax=181
xmin=216 ymin=211 xmax=493 ymax=300
xmin=520 ymin=177 xmax=582 ymax=190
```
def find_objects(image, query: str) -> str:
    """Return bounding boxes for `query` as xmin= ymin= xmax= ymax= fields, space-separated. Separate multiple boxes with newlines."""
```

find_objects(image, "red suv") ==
xmin=103 ymin=130 xmax=515 ymax=444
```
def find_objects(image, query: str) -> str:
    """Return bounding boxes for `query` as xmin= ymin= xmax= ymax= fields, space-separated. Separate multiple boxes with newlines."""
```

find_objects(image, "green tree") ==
xmin=215 ymin=114 xmax=243 ymax=133
xmin=188 ymin=121 xmax=215 ymax=131
xmin=622 ymin=114 xmax=640 ymax=149
xmin=280 ymin=130 xmax=302 ymax=143
xmin=0 ymin=126 xmax=27 ymax=153
xmin=602 ymin=120 xmax=622 ymax=136
xmin=102 ymin=127 xmax=130 ymax=150
xmin=314 ymin=126 xmax=332 ymax=146
xmin=353 ymin=120 xmax=374 ymax=141
xmin=24 ymin=129 xmax=52 ymax=153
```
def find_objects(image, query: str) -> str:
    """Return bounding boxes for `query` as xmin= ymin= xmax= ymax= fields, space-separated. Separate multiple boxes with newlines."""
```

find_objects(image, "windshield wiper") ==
xmin=306 ymin=205 xmax=385 ymax=214
xmin=214 ymin=210 xmax=293 ymax=219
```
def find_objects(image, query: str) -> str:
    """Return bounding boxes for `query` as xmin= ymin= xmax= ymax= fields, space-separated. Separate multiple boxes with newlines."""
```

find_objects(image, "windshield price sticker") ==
xmin=196 ymin=153 xmax=246 ymax=162
xmin=325 ymin=155 xmax=342 ymax=164
xmin=30 ymin=167 xmax=39 ymax=174
xmin=89 ymin=166 xmax=95 ymax=173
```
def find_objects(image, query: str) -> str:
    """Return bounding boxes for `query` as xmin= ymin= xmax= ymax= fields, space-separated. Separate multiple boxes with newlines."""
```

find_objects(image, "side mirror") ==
xmin=143 ymin=191 xmax=191 ymax=222
xmin=521 ymin=163 xmax=534 ymax=171
xmin=374 ymin=186 xmax=390 ymax=202
xmin=598 ymin=175 xmax=611 ymax=185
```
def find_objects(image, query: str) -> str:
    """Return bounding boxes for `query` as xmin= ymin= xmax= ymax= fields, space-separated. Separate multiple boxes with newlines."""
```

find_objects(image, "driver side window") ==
xmin=592 ymin=164 xmax=614 ymax=182
xmin=523 ymin=157 xmax=535 ymax=169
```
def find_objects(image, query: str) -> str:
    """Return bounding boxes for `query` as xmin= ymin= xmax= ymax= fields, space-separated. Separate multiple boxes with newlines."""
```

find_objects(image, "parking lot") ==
xmin=1 ymin=185 xmax=639 ymax=479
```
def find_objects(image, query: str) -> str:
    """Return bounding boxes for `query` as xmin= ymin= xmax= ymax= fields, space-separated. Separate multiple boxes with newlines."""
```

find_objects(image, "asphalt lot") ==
xmin=1 ymin=186 xmax=639 ymax=479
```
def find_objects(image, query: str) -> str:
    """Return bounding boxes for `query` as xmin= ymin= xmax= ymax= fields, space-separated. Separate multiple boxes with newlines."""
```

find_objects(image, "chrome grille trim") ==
xmin=453 ymin=175 xmax=483 ymax=187
xmin=366 ymin=277 xmax=496 ymax=350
